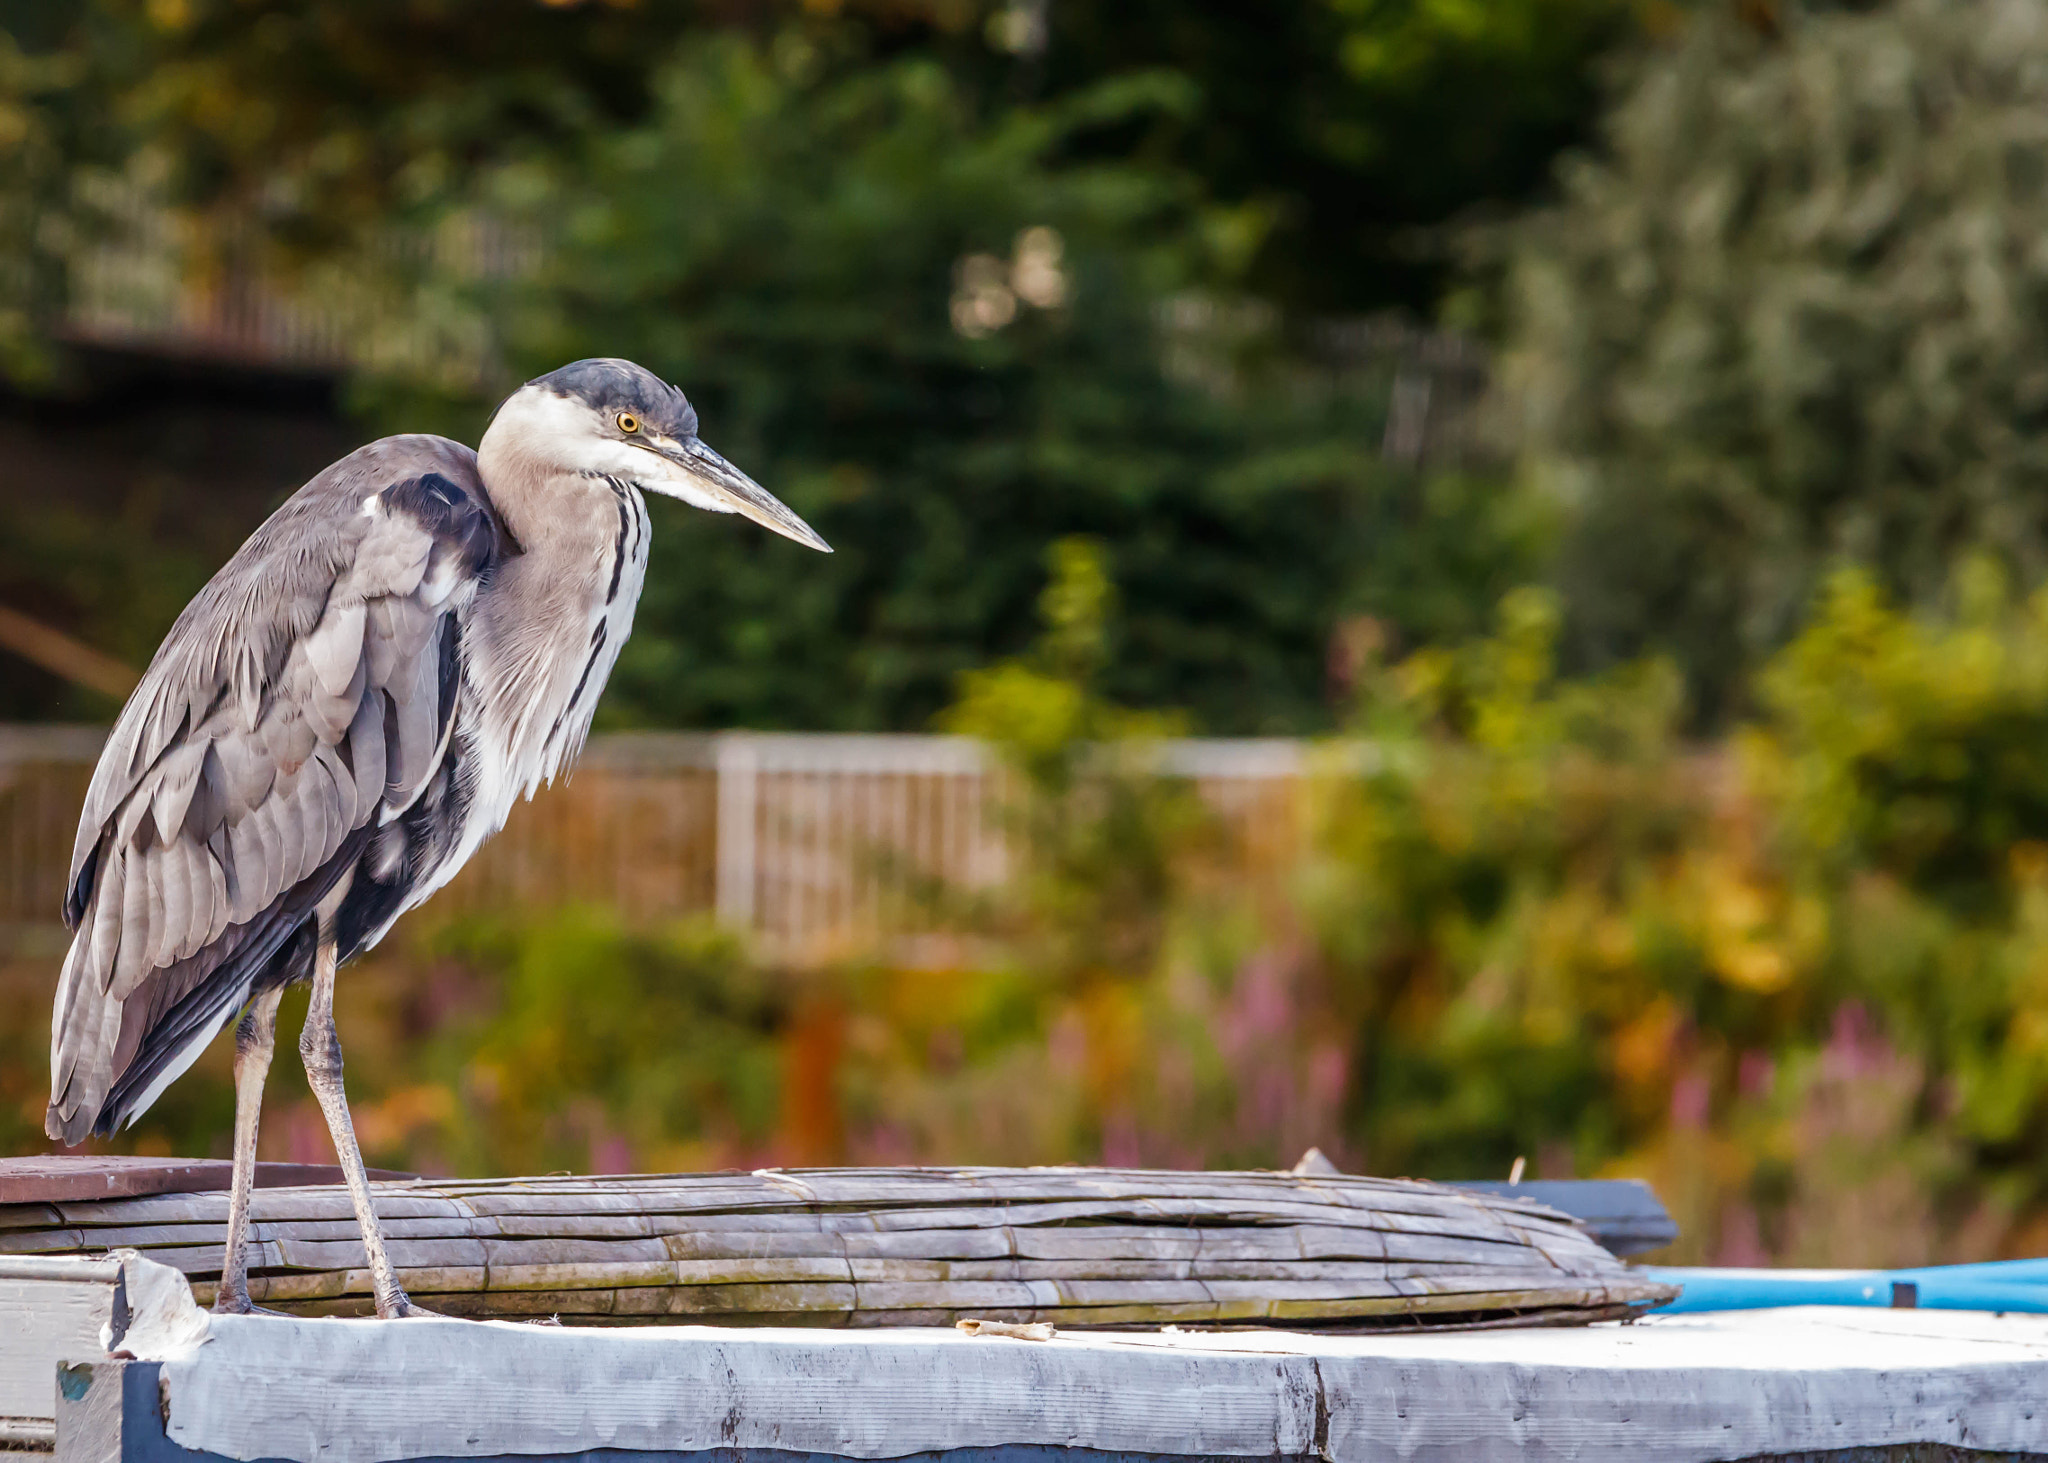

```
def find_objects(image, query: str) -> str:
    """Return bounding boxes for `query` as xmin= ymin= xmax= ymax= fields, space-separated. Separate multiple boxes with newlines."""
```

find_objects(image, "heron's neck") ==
xmin=473 ymin=440 xmax=566 ymax=552
xmin=464 ymin=456 xmax=651 ymax=803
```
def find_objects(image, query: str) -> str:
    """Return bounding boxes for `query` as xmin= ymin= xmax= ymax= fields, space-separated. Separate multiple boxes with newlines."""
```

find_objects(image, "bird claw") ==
xmin=378 ymin=1292 xmax=450 ymax=1320
xmin=211 ymin=1295 xmax=294 ymax=1319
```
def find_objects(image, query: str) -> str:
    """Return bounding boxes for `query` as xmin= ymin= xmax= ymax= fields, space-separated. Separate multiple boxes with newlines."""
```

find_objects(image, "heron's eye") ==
xmin=617 ymin=412 xmax=640 ymax=434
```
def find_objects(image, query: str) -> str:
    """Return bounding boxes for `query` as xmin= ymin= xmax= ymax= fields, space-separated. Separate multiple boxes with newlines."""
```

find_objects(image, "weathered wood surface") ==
xmin=1448 ymin=1177 xmax=1678 ymax=1257
xmin=0 ymin=1256 xmax=122 ymax=1449
xmin=0 ymin=1165 xmax=1673 ymax=1328
xmin=0 ymin=1157 xmax=415 ymax=1206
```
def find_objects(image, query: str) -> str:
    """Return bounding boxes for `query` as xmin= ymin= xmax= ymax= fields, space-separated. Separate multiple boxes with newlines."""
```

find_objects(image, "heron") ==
xmin=44 ymin=358 xmax=829 ymax=1318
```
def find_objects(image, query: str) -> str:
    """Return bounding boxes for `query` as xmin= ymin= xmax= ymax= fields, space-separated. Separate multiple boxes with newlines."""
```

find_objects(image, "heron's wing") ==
xmin=47 ymin=434 xmax=502 ymax=1142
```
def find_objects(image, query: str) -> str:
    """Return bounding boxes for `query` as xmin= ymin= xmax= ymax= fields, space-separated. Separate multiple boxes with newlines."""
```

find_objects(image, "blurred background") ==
xmin=3 ymin=0 xmax=2047 ymax=1268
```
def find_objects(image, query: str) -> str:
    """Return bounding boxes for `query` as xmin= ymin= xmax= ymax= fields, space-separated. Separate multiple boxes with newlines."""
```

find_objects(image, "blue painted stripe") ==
xmin=1642 ymin=1261 xmax=2048 ymax=1314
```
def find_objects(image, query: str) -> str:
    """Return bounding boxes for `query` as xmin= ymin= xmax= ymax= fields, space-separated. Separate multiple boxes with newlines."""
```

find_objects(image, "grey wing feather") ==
xmin=47 ymin=434 xmax=500 ymax=1143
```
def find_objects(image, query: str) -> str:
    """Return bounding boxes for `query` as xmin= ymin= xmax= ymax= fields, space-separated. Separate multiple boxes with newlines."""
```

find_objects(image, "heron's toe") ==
xmin=211 ymin=1296 xmax=294 ymax=1319
xmin=378 ymin=1292 xmax=452 ymax=1320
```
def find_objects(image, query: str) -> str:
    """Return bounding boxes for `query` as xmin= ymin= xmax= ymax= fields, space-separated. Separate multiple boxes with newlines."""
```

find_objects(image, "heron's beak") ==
xmin=651 ymin=437 xmax=832 ymax=553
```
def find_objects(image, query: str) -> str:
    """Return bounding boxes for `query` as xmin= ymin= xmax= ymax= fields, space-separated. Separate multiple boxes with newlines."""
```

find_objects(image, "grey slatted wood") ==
xmin=0 ymin=1165 xmax=1673 ymax=1329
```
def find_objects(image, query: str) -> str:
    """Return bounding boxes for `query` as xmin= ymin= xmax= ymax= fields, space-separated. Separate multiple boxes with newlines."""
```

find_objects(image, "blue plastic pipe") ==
xmin=1642 ymin=1259 xmax=2048 ymax=1314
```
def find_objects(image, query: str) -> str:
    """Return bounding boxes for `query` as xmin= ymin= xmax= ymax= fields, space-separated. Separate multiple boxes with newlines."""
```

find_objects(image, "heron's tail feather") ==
xmin=46 ymin=844 xmax=127 ymax=1143
xmin=45 ymin=836 xmax=328 ymax=1143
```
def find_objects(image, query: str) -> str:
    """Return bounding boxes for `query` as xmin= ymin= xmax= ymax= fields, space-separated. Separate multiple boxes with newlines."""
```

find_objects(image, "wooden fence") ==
xmin=0 ymin=728 xmax=1318 ymax=958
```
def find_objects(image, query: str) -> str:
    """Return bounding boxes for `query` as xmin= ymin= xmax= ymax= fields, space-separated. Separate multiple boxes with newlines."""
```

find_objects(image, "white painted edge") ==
xmin=0 ymin=1414 xmax=56 ymax=1448
xmin=105 ymin=1250 xmax=209 ymax=1357
xmin=142 ymin=1302 xmax=2048 ymax=1463
xmin=0 ymin=1257 xmax=123 ymax=1285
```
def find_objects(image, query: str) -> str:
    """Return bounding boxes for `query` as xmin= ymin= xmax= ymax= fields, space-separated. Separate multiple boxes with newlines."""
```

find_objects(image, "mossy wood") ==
xmin=0 ymin=1166 xmax=1676 ymax=1327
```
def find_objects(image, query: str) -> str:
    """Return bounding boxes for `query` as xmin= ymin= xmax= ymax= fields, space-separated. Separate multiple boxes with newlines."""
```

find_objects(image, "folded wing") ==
xmin=46 ymin=435 xmax=501 ymax=1142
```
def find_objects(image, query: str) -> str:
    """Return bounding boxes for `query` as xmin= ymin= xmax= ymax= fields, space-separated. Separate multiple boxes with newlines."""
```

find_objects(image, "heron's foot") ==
xmin=211 ymin=1293 xmax=293 ymax=1319
xmin=376 ymin=1290 xmax=449 ymax=1320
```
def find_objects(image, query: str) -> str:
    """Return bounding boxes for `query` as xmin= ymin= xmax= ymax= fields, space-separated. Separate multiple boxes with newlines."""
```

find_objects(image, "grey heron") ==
xmin=44 ymin=358 xmax=829 ymax=1318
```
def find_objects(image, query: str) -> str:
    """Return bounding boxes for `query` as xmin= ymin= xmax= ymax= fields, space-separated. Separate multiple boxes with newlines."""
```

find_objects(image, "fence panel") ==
xmin=0 ymin=728 xmax=1314 ymax=956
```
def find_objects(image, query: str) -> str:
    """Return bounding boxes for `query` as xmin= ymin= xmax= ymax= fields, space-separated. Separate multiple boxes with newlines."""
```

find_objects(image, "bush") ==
xmin=32 ymin=567 xmax=2048 ymax=1264
xmin=364 ymin=36 xmax=1527 ymax=735
xmin=1505 ymin=0 xmax=2048 ymax=717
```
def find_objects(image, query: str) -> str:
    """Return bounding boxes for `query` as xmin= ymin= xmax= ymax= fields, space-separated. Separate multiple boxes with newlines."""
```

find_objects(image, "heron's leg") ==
xmin=299 ymin=928 xmax=434 ymax=1319
xmin=214 ymin=986 xmax=285 ymax=1316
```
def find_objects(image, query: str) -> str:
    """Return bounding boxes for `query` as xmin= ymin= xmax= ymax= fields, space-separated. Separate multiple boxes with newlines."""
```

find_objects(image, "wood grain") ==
xmin=0 ymin=1157 xmax=415 ymax=1206
xmin=0 ymin=1257 xmax=121 ymax=1444
xmin=0 ymin=1165 xmax=1674 ymax=1329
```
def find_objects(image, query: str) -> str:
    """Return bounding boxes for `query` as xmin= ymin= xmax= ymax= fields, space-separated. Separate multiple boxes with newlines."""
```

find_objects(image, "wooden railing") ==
xmin=0 ymin=728 xmax=1317 ymax=957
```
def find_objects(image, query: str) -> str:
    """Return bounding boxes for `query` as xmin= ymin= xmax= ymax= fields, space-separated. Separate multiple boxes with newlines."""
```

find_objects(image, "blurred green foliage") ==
xmin=1043 ymin=0 xmax=1641 ymax=312
xmin=22 ymin=0 xmax=2048 ymax=1277
xmin=0 ymin=0 xmax=1645 ymax=315
xmin=354 ymin=36 xmax=1532 ymax=733
xmin=0 ymin=0 xmax=1636 ymax=731
xmin=451 ymin=44 xmax=1367 ymax=731
xmin=1292 ymin=564 xmax=2048 ymax=1261
xmin=936 ymin=537 xmax=1196 ymax=991
xmin=1505 ymin=0 xmax=2048 ymax=716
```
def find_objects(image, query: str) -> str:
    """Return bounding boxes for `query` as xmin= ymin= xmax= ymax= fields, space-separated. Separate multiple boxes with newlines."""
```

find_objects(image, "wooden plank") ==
xmin=4 ymin=1214 xmax=474 ymax=1254
xmin=65 ymin=1243 xmax=229 ymax=1276
xmin=481 ymin=1212 xmax=654 ymax=1240
xmin=478 ymin=1236 xmax=672 ymax=1268
xmin=275 ymin=1237 xmax=489 ymax=1271
xmin=232 ymin=1271 xmax=347 ymax=1303
xmin=454 ymin=1289 xmax=623 ymax=1317
xmin=1361 ymin=1230 xmax=1562 ymax=1268
xmin=836 ymin=1228 xmax=1015 ymax=1261
xmin=815 ymin=1200 xmax=1193 ymax=1232
xmin=484 ymin=1261 xmax=677 ymax=1293
xmin=663 ymin=1282 xmax=856 ymax=1316
xmin=661 ymin=1229 xmax=843 ymax=1261
xmin=450 ymin=1190 xmax=808 ymax=1219
xmin=48 ymin=1357 xmax=125 ymax=1463
xmin=0 ymin=1156 xmax=415 ymax=1206
xmin=609 ymin=1285 xmax=682 ymax=1317
xmin=819 ymin=1196 xmax=1540 ymax=1250
xmin=1449 ymin=1179 xmax=1678 ymax=1256
xmin=0 ymin=1260 xmax=121 ymax=1429
xmin=0 ymin=1226 xmax=92 ymax=1254
xmin=440 ymin=1175 xmax=799 ymax=1196
xmin=669 ymin=1257 xmax=852 ymax=1286
xmin=1012 ymin=1228 xmax=1245 ymax=1262
xmin=845 ymin=1258 xmax=1519 ymax=1285
xmin=618 ymin=1210 xmax=832 ymax=1235
xmin=254 ymin=1215 xmax=479 ymax=1243
xmin=852 ymin=1279 xmax=1062 ymax=1311
xmin=0 ymin=1165 xmax=1676 ymax=1330
xmin=50 ymin=1191 xmax=465 ymax=1226
xmin=850 ymin=1168 xmax=1496 ymax=1210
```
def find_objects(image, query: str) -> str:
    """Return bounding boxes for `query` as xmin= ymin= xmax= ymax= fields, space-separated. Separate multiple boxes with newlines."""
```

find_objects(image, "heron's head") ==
xmin=480 ymin=357 xmax=830 ymax=552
